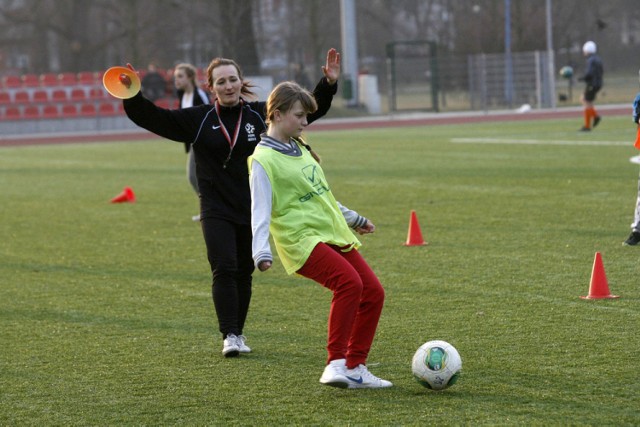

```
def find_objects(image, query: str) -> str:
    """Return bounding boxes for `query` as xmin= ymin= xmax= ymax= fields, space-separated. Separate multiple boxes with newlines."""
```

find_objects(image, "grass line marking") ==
xmin=451 ymin=137 xmax=630 ymax=146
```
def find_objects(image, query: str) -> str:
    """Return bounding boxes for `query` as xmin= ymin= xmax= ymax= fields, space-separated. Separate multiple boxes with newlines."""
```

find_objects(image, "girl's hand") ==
xmin=322 ymin=48 xmax=341 ymax=85
xmin=258 ymin=261 xmax=272 ymax=272
xmin=356 ymin=220 xmax=375 ymax=235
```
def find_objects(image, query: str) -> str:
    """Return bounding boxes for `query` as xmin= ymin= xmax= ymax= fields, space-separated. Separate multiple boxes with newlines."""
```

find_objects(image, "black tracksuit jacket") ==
xmin=123 ymin=78 xmax=337 ymax=225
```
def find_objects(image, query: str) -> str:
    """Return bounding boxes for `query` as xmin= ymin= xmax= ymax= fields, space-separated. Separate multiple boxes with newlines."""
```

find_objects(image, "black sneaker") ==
xmin=593 ymin=116 xmax=601 ymax=128
xmin=623 ymin=231 xmax=640 ymax=246
xmin=579 ymin=126 xmax=591 ymax=132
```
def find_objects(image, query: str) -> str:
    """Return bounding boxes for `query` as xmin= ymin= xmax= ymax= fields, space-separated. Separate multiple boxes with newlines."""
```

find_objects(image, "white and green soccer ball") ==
xmin=559 ymin=65 xmax=574 ymax=79
xmin=411 ymin=340 xmax=462 ymax=390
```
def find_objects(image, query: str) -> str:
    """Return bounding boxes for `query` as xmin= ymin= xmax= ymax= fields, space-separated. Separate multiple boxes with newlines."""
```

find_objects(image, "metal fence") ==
xmin=381 ymin=49 xmax=635 ymax=114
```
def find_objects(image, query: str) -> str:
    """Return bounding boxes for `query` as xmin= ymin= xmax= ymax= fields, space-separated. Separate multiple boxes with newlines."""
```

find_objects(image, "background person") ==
xmin=172 ymin=63 xmax=211 ymax=221
xmin=249 ymin=81 xmax=392 ymax=389
xmin=120 ymin=49 xmax=341 ymax=358
xmin=578 ymin=41 xmax=604 ymax=132
xmin=623 ymin=77 xmax=640 ymax=246
xmin=141 ymin=62 xmax=168 ymax=102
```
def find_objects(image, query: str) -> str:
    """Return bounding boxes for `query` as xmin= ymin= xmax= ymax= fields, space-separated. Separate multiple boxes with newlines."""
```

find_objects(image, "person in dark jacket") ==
xmin=578 ymin=41 xmax=604 ymax=132
xmin=141 ymin=62 xmax=167 ymax=102
xmin=172 ymin=62 xmax=211 ymax=221
xmin=122 ymin=48 xmax=341 ymax=357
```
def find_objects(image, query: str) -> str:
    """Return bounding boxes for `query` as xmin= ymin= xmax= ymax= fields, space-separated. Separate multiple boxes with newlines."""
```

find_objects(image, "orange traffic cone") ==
xmin=580 ymin=252 xmax=619 ymax=299
xmin=404 ymin=210 xmax=427 ymax=246
xmin=110 ymin=186 xmax=136 ymax=203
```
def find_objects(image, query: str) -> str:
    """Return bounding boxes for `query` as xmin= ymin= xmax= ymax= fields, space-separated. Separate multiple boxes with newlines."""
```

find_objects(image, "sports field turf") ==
xmin=1 ymin=115 xmax=638 ymax=425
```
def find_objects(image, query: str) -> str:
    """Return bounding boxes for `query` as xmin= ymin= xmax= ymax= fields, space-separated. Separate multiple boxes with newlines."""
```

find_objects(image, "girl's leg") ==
xmin=340 ymin=248 xmax=385 ymax=368
xmin=297 ymin=243 xmax=362 ymax=363
xmin=297 ymin=243 xmax=385 ymax=367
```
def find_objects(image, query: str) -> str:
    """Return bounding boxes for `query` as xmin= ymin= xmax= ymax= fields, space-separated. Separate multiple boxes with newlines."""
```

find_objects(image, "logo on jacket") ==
xmin=245 ymin=123 xmax=256 ymax=142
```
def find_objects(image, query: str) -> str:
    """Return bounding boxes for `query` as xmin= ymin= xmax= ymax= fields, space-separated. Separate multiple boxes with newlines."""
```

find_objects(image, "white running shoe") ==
xmin=345 ymin=364 xmax=393 ymax=389
xmin=192 ymin=214 xmax=201 ymax=222
xmin=237 ymin=335 xmax=251 ymax=353
xmin=222 ymin=334 xmax=240 ymax=357
xmin=319 ymin=359 xmax=349 ymax=388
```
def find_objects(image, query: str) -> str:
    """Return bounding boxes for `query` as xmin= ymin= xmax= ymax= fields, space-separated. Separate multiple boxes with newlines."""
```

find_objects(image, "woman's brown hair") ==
xmin=206 ymin=58 xmax=257 ymax=100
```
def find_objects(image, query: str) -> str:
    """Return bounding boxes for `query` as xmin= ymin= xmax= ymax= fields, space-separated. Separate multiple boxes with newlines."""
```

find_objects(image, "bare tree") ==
xmin=216 ymin=0 xmax=260 ymax=74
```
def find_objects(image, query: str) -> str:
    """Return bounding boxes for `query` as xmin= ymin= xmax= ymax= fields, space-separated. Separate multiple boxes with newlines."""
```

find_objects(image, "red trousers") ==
xmin=297 ymin=242 xmax=385 ymax=368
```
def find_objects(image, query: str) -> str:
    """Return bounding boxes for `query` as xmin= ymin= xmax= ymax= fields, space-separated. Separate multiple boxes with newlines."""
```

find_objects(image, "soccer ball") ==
xmin=559 ymin=65 xmax=573 ymax=79
xmin=412 ymin=340 xmax=462 ymax=390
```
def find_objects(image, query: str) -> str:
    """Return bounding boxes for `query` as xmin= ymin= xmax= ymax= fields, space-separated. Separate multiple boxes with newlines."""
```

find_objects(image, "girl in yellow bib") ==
xmin=249 ymin=81 xmax=391 ymax=389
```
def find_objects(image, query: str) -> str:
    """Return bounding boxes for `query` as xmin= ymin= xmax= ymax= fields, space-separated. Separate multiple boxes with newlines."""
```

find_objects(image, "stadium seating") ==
xmin=5 ymin=106 xmax=21 ymax=119
xmin=0 ymin=68 xmax=175 ymax=122
xmin=79 ymin=103 xmax=96 ymax=117
xmin=2 ymin=75 xmax=22 ymax=88
xmin=70 ymin=88 xmax=87 ymax=102
xmin=42 ymin=105 xmax=59 ymax=119
xmin=89 ymin=87 xmax=107 ymax=100
xmin=78 ymin=71 xmax=100 ymax=85
xmin=59 ymin=72 xmax=77 ymax=86
xmin=22 ymin=74 xmax=40 ymax=87
xmin=32 ymin=90 xmax=49 ymax=103
xmin=23 ymin=105 xmax=40 ymax=119
xmin=40 ymin=73 xmax=59 ymax=87
xmin=51 ymin=89 xmax=68 ymax=102
xmin=98 ymin=102 xmax=117 ymax=116
xmin=14 ymin=91 xmax=30 ymax=104
xmin=61 ymin=104 xmax=77 ymax=117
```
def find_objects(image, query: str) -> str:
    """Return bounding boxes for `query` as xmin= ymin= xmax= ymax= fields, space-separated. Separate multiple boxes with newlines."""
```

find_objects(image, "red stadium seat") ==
xmin=40 ymin=73 xmax=59 ymax=87
xmin=14 ymin=91 xmax=30 ymax=104
xmin=77 ymin=71 xmax=99 ymax=85
xmin=3 ymin=75 xmax=22 ymax=88
xmin=4 ymin=106 xmax=21 ymax=120
xmin=0 ymin=92 xmax=10 ymax=104
xmin=32 ymin=90 xmax=49 ymax=103
xmin=98 ymin=102 xmax=117 ymax=116
xmin=79 ymin=103 xmax=96 ymax=117
xmin=70 ymin=88 xmax=86 ymax=102
xmin=89 ymin=87 xmax=108 ymax=100
xmin=22 ymin=74 xmax=40 ymax=87
xmin=59 ymin=72 xmax=77 ymax=86
xmin=51 ymin=89 xmax=67 ymax=102
xmin=61 ymin=104 xmax=77 ymax=117
xmin=23 ymin=105 xmax=40 ymax=119
xmin=42 ymin=105 xmax=59 ymax=119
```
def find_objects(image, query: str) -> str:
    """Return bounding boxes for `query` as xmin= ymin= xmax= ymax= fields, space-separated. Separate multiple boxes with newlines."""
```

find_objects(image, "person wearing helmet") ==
xmin=578 ymin=41 xmax=604 ymax=132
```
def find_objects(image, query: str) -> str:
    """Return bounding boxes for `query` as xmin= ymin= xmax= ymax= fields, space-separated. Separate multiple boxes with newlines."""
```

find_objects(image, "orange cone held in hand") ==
xmin=110 ymin=186 xmax=136 ymax=203
xmin=404 ymin=210 xmax=427 ymax=246
xmin=580 ymin=252 xmax=619 ymax=299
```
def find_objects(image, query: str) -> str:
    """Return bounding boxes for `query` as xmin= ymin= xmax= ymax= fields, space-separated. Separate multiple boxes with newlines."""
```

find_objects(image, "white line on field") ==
xmin=451 ymin=137 xmax=630 ymax=146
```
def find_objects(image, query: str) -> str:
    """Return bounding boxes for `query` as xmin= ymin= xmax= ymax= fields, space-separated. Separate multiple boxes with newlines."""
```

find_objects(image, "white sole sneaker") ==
xmin=319 ymin=359 xmax=349 ymax=388
xmin=346 ymin=364 xmax=393 ymax=389
xmin=237 ymin=335 xmax=251 ymax=353
xmin=222 ymin=334 xmax=240 ymax=358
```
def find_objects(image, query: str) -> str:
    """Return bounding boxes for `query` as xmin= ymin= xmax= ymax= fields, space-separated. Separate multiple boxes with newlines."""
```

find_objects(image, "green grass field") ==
xmin=1 ymin=115 xmax=639 ymax=425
